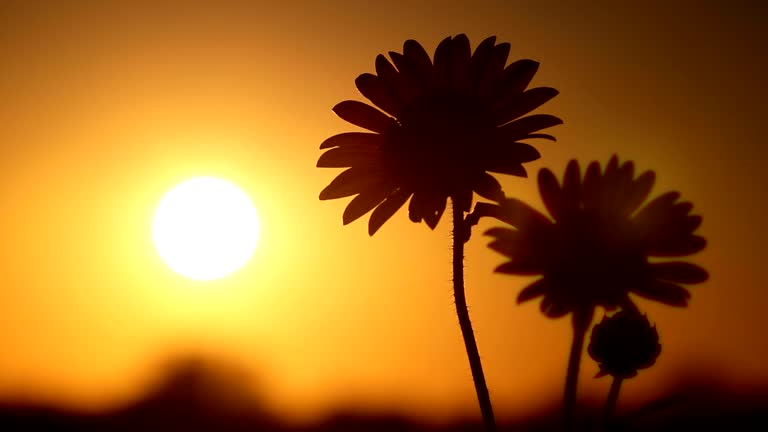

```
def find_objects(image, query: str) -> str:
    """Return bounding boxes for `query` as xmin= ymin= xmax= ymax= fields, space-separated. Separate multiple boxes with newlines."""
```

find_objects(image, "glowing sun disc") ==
xmin=152 ymin=177 xmax=260 ymax=281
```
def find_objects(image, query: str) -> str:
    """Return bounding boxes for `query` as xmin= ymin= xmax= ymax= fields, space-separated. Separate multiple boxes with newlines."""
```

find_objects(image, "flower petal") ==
xmin=319 ymin=168 xmax=386 ymax=200
xmin=499 ymin=59 xmax=540 ymax=96
xmin=634 ymin=191 xmax=681 ymax=226
xmin=486 ymin=162 xmax=527 ymax=177
xmin=389 ymin=51 xmax=426 ymax=101
xmin=494 ymin=87 xmax=560 ymax=126
xmin=486 ymin=228 xmax=543 ymax=261
xmin=433 ymin=36 xmax=453 ymax=88
xmin=333 ymin=100 xmax=396 ymax=134
xmin=408 ymin=190 xmax=434 ymax=223
xmin=540 ymin=295 xmax=569 ymax=318
xmin=343 ymin=184 xmax=396 ymax=225
xmin=317 ymin=146 xmax=382 ymax=168
xmin=496 ymin=114 xmax=563 ymax=142
xmin=522 ymin=133 xmax=557 ymax=142
xmin=650 ymin=262 xmax=709 ymax=284
xmin=485 ymin=227 xmax=523 ymax=256
xmin=473 ymin=172 xmax=505 ymax=202
xmin=320 ymin=132 xmax=384 ymax=149
xmin=633 ymin=280 xmax=691 ymax=307
xmin=368 ymin=188 xmax=412 ymax=235
xmin=623 ymin=170 xmax=655 ymax=215
xmin=517 ymin=278 xmax=549 ymax=304
xmin=423 ymin=194 xmax=448 ymax=229
xmin=560 ymin=160 xmax=582 ymax=217
xmin=649 ymin=235 xmax=707 ymax=257
xmin=355 ymin=73 xmax=401 ymax=117
xmin=476 ymin=42 xmax=511 ymax=97
xmin=448 ymin=34 xmax=472 ymax=93
xmin=375 ymin=54 xmax=400 ymax=91
xmin=496 ymin=198 xmax=553 ymax=230
xmin=582 ymin=160 xmax=603 ymax=211
xmin=495 ymin=260 xmax=542 ymax=275
xmin=538 ymin=168 xmax=563 ymax=220
xmin=487 ymin=142 xmax=541 ymax=165
xmin=471 ymin=36 xmax=497 ymax=91
xmin=402 ymin=39 xmax=433 ymax=83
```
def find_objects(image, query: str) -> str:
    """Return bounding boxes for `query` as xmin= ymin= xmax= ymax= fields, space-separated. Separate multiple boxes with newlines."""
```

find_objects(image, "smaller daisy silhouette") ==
xmin=588 ymin=311 xmax=662 ymax=428
xmin=484 ymin=156 xmax=707 ymax=428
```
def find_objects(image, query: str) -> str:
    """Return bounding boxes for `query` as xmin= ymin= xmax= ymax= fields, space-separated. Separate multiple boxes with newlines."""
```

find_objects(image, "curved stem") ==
xmin=563 ymin=308 xmax=594 ymax=431
xmin=451 ymin=200 xmax=496 ymax=432
xmin=601 ymin=376 xmax=623 ymax=431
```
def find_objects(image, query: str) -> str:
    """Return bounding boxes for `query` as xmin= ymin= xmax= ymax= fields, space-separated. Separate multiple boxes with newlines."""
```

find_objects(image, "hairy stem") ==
xmin=451 ymin=200 xmax=496 ymax=432
xmin=563 ymin=308 xmax=594 ymax=431
xmin=601 ymin=376 xmax=623 ymax=431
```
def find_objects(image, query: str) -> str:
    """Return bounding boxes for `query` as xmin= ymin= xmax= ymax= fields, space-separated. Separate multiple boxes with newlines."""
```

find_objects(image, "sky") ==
xmin=0 ymin=0 xmax=766 ymax=424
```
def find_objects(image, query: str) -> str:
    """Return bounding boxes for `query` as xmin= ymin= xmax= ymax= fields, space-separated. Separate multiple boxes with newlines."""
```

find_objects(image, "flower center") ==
xmin=387 ymin=92 xmax=495 ymax=192
xmin=548 ymin=212 xmax=646 ymax=310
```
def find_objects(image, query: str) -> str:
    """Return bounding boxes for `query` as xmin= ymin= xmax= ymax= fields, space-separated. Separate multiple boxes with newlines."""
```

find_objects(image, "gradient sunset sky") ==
xmin=0 ymin=0 xmax=766 ymax=423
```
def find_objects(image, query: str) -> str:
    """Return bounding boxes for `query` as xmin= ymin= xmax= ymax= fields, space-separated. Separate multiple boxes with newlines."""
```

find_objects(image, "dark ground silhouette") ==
xmin=1 ymin=358 xmax=766 ymax=431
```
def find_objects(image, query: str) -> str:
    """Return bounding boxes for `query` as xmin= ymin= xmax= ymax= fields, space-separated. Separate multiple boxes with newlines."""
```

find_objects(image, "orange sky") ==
xmin=0 ymin=0 xmax=766 ymax=423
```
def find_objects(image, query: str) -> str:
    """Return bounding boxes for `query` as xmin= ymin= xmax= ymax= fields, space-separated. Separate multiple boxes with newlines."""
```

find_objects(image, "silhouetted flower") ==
xmin=318 ymin=34 xmax=561 ymax=235
xmin=588 ymin=311 xmax=661 ymax=379
xmin=485 ymin=156 xmax=708 ymax=318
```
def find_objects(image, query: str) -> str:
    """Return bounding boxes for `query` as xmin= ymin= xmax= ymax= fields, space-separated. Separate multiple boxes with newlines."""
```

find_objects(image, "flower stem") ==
xmin=451 ymin=200 xmax=496 ymax=432
xmin=601 ymin=376 xmax=623 ymax=431
xmin=563 ymin=308 xmax=593 ymax=431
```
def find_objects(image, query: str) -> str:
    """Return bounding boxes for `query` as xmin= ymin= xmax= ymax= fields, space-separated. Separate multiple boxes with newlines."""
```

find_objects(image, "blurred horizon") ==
xmin=1 ymin=0 xmax=767 ymax=425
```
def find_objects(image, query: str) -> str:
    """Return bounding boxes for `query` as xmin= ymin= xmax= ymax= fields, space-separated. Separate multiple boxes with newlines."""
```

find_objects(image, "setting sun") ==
xmin=152 ymin=177 xmax=261 ymax=281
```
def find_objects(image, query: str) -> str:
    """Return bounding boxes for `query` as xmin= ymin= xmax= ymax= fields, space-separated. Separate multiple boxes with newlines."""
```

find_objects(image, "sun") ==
xmin=152 ymin=177 xmax=261 ymax=281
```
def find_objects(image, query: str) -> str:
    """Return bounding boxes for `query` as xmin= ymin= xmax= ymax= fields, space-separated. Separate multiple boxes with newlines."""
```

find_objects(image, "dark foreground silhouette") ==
xmin=0 ymin=358 xmax=765 ymax=431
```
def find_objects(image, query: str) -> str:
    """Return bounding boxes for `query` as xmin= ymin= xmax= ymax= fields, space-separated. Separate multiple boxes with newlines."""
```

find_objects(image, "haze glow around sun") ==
xmin=152 ymin=177 xmax=261 ymax=281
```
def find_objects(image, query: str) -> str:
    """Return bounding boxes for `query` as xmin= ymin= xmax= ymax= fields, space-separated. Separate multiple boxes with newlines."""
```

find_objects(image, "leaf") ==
xmin=368 ymin=188 xmax=412 ymax=235
xmin=320 ymin=132 xmax=385 ymax=149
xmin=333 ymin=100 xmax=396 ymax=134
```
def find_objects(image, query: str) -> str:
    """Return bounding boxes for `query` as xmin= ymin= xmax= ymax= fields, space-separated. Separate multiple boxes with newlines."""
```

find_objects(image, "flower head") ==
xmin=318 ymin=34 xmax=562 ymax=235
xmin=588 ymin=311 xmax=661 ymax=378
xmin=485 ymin=156 xmax=708 ymax=317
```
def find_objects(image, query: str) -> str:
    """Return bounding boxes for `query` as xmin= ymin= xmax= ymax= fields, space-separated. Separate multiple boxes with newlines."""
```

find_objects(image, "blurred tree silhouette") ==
xmin=317 ymin=34 xmax=562 ymax=431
